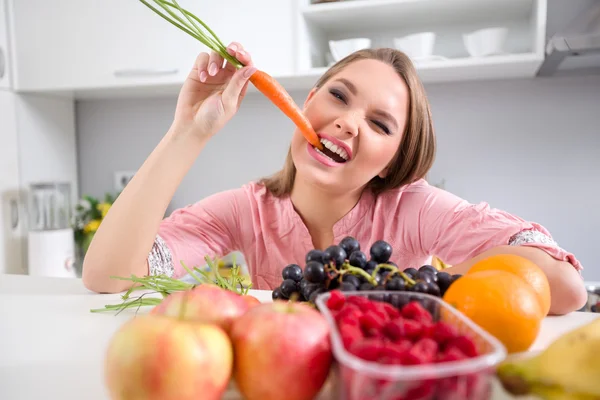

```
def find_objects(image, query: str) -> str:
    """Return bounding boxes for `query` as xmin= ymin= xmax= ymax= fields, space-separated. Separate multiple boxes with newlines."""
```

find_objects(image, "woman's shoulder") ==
xmin=375 ymin=178 xmax=447 ymax=205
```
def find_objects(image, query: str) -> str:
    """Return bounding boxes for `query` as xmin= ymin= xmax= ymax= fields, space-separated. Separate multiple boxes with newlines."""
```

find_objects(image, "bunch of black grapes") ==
xmin=272 ymin=236 xmax=463 ymax=303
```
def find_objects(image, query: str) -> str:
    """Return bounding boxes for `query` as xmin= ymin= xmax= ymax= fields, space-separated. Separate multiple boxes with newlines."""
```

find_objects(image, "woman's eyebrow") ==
xmin=333 ymin=78 xmax=357 ymax=95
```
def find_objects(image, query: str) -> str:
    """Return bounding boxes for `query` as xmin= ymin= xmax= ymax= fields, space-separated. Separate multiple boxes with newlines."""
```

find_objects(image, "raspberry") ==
xmin=402 ymin=380 xmax=435 ymax=400
xmin=436 ymin=346 xmax=467 ymax=363
xmin=347 ymin=295 xmax=371 ymax=308
xmin=402 ymin=338 xmax=438 ymax=365
xmin=436 ymin=377 xmax=467 ymax=400
xmin=430 ymin=321 xmax=459 ymax=345
xmin=372 ymin=304 xmax=390 ymax=322
xmin=401 ymin=301 xmax=433 ymax=324
xmin=326 ymin=290 xmax=346 ymax=310
xmin=336 ymin=304 xmax=362 ymax=324
xmin=383 ymin=317 xmax=423 ymax=341
xmin=349 ymin=338 xmax=386 ymax=361
xmin=381 ymin=339 xmax=411 ymax=362
xmin=359 ymin=312 xmax=385 ymax=332
xmin=339 ymin=324 xmax=363 ymax=349
xmin=448 ymin=335 xmax=479 ymax=357
xmin=379 ymin=302 xmax=401 ymax=319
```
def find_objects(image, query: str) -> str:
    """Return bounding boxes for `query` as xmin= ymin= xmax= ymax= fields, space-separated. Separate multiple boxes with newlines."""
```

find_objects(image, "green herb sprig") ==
xmin=90 ymin=254 xmax=251 ymax=314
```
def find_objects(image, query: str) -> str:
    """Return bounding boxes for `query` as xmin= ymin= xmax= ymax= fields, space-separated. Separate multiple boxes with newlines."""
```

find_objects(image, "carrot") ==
xmin=249 ymin=70 xmax=322 ymax=149
xmin=139 ymin=0 xmax=324 ymax=150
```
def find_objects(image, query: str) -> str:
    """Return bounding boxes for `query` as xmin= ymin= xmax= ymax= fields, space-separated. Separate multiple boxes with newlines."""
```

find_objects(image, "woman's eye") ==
xmin=372 ymin=120 xmax=390 ymax=134
xmin=329 ymin=89 xmax=346 ymax=103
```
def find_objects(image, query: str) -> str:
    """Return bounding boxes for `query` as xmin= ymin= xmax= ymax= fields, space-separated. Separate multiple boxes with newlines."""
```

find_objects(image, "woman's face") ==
xmin=291 ymin=58 xmax=409 ymax=195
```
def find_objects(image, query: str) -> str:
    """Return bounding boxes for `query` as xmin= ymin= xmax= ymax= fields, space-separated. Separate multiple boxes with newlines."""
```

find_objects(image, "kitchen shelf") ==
xmin=302 ymin=0 xmax=537 ymax=33
xmin=295 ymin=0 xmax=548 ymax=81
xmin=6 ymin=0 xmax=550 ymax=100
xmin=38 ymin=53 xmax=545 ymax=100
xmin=296 ymin=53 xmax=544 ymax=86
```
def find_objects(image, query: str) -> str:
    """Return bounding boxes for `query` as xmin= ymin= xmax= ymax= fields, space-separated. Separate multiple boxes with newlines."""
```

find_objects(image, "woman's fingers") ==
xmin=195 ymin=52 xmax=210 ymax=83
xmin=208 ymin=49 xmax=225 ymax=77
xmin=221 ymin=65 xmax=257 ymax=113
xmin=225 ymin=42 xmax=253 ymax=72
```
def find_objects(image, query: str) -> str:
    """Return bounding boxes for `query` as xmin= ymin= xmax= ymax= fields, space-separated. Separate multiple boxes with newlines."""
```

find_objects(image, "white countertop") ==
xmin=0 ymin=274 xmax=598 ymax=400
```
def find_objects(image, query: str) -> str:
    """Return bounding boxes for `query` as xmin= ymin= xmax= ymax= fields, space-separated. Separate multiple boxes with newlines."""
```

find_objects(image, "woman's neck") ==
xmin=290 ymin=177 xmax=364 ymax=250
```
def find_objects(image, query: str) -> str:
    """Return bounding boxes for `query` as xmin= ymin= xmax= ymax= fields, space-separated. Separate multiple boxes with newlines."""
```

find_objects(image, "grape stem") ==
xmin=341 ymin=262 xmax=378 ymax=286
xmin=373 ymin=263 xmax=417 ymax=287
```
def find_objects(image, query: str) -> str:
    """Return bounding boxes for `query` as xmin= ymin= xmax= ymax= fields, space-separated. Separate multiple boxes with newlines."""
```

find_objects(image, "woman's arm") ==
xmin=447 ymin=245 xmax=587 ymax=315
xmin=82 ymin=44 xmax=256 ymax=294
xmin=409 ymin=181 xmax=587 ymax=316
xmin=82 ymin=129 xmax=208 ymax=294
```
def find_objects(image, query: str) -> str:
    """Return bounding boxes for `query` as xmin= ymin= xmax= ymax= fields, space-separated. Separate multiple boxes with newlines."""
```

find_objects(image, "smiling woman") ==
xmin=81 ymin=40 xmax=587 ymax=316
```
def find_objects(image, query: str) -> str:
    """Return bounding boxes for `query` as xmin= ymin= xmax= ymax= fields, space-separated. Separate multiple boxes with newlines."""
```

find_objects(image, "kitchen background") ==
xmin=1 ymin=0 xmax=599 ymax=281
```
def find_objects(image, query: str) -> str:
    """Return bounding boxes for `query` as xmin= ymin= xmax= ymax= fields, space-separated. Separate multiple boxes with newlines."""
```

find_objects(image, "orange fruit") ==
xmin=443 ymin=270 xmax=543 ymax=353
xmin=469 ymin=254 xmax=551 ymax=316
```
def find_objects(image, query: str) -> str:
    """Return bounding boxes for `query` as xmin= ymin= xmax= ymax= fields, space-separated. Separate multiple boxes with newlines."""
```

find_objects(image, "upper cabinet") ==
xmin=9 ymin=0 xmax=206 ymax=94
xmin=8 ymin=0 xmax=295 ymax=96
xmin=295 ymin=0 xmax=548 ymax=84
xmin=6 ymin=0 xmax=548 ymax=98
xmin=0 ymin=0 xmax=12 ymax=89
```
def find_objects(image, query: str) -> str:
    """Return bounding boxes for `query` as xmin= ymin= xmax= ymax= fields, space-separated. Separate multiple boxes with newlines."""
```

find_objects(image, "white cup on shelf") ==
xmin=463 ymin=27 xmax=508 ymax=57
xmin=393 ymin=32 xmax=436 ymax=60
xmin=328 ymin=38 xmax=372 ymax=61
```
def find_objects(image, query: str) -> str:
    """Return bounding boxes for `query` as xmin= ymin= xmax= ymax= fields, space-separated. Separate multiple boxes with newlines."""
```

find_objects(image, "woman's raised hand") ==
xmin=171 ymin=42 xmax=256 ymax=141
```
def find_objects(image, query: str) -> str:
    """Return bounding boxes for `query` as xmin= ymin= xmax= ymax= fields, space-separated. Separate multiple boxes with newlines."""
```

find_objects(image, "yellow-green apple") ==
xmin=105 ymin=314 xmax=232 ymax=400
xmin=151 ymin=284 xmax=249 ymax=333
xmin=230 ymin=301 xmax=333 ymax=400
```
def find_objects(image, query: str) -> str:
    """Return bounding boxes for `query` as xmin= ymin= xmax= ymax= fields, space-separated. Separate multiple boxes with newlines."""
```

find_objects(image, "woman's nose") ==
xmin=335 ymin=114 xmax=359 ymax=137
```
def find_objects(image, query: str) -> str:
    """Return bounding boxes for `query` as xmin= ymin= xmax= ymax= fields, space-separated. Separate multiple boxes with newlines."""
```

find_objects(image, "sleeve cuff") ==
xmin=147 ymin=234 xmax=175 ymax=277
xmin=508 ymin=229 xmax=583 ymax=272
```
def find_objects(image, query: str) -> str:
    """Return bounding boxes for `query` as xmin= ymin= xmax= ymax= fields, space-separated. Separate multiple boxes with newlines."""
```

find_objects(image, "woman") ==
xmin=82 ymin=42 xmax=587 ymax=315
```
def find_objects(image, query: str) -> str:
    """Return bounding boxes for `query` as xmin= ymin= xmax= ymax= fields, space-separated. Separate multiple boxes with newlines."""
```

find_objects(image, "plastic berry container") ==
xmin=315 ymin=291 xmax=507 ymax=400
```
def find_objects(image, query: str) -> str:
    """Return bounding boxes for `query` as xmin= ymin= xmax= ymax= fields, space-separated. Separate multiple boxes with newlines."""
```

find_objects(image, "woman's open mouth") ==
xmin=308 ymin=137 xmax=351 ymax=167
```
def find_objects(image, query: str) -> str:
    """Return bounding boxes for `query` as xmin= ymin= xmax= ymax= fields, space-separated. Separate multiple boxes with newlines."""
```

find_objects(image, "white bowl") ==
xmin=328 ymin=38 xmax=372 ymax=61
xmin=393 ymin=32 xmax=436 ymax=60
xmin=463 ymin=27 xmax=508 ymax=57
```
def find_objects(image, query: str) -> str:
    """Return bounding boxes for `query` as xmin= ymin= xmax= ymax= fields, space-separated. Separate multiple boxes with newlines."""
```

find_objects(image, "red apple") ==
xmin=105 ymin=314 xmax=232 ymax=400
xmin=151 ymin=284 xmax=249 ymax=333
xmin=242 ymin=294 xmax=261 ymax=308
xmin=230 ymin=301 xmax=333 ymax=400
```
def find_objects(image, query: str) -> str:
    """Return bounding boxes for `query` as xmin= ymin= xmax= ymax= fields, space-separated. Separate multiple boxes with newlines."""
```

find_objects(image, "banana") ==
xmin=496 ymin=317 xmax=600 ymax=399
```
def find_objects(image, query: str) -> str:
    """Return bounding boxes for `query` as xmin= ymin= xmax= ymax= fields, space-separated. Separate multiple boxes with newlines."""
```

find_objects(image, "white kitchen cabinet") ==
xmin=0 ymin=89 xmax=78 ymax=275
xmin=0 ymin=90 xmax=24 ymax=275
xmin=295 ymin=0 xmax=548 ymax=83
xmin=8 ymin=0 xmax=294 ymax=96
xmin=0 ymin=0 xmax=11 ymax=89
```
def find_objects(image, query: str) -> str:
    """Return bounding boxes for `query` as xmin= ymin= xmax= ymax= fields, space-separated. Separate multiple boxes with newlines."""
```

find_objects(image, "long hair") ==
xmin=259 ymin=48 xmax=436 ymax=197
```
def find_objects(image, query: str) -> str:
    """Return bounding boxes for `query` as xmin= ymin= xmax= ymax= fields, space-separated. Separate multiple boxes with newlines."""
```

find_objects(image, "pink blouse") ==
xmin=148 ymin=179 xmax=582 ymax=290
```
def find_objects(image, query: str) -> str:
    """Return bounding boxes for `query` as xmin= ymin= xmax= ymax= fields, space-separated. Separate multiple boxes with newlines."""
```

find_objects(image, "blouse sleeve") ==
xmin=146 ymin=188 xmax=246 ymax=279
xmin=414 ymin=185 xmax=583 ymax=272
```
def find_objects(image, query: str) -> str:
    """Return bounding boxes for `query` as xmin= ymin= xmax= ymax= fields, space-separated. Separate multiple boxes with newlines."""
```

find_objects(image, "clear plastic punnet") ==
xmin=315 ymin=290 xmax=507 ymax=400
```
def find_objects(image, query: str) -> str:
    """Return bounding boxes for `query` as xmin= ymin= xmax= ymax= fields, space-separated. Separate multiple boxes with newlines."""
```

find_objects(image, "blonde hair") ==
xmin=259 ymin=48 xmax=436 ymax=197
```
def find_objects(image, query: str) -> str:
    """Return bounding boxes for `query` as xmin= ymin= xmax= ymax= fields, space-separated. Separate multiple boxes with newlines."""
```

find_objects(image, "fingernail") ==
xmin=229 ymin=44 xmax=237 ymax=52
xmin=244 ymin=66 xmax=257 ymax=78
xmin=208 ymin=63 xmax=217 ymax=76
xmin=237 ymin=50 xmax=246 ymax=56
xmin=199 ymin=71 xmax=207 ymax=82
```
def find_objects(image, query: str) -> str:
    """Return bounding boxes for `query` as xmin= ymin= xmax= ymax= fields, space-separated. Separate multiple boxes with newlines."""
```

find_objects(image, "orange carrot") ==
xmin=249 ymin=70 xmax=323 ymax=150
xmin=139 ymin=0 xmax=323 ymax=150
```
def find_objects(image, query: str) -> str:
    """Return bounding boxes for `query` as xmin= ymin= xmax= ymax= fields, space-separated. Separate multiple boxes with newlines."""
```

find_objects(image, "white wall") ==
xmin=75 ymin=73 xmax=600 ymax=280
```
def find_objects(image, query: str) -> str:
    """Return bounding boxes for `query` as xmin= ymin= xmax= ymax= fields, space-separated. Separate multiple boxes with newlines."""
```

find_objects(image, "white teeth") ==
xmin=320 ymin=138 xmax=349 ymax=161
